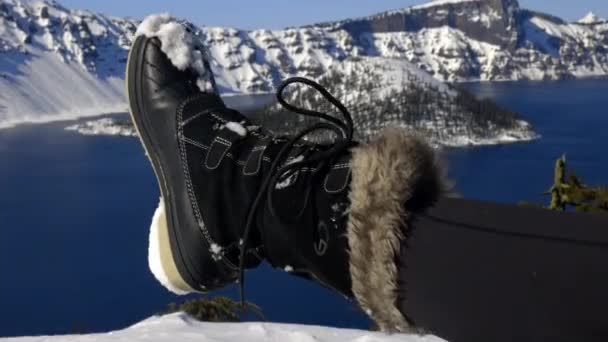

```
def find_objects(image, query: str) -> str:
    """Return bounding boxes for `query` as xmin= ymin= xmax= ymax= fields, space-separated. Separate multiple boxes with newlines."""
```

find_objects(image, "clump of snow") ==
xmin=65 ymin=118 xmax=137 ymax=137
xmin=7 ymin=313 xmax=446 ymax=342
xmin=275 ymin=174 xmax=297 ymax=190
xmin=287 ymin=155 xmax=305 ymax=165
xmin=136 ymin=13 xmax=173 ymax=40
xmin=225 ymin=121 xmax=248 ymax=137
xmin=210 ymin=243 xmax=223 ymax=254
xmin=136 ymin=14 xmax=215 ymax=93
xmin=284 ymin=265 xmax=294 ymax=272
xmin=210 ymin=243 xmax=224 ymax=261
xmin=273 ymin=156 xmax=306 ymax=190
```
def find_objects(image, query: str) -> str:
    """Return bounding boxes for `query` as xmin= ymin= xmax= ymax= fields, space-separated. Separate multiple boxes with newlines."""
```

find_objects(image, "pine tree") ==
xmin=546 ymin=156 xmax=608 ymax=213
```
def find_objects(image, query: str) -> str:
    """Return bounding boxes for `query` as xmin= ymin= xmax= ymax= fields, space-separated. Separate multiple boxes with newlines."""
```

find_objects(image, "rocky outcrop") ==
xmin=337 ymin=0 xmax=521 ymax=51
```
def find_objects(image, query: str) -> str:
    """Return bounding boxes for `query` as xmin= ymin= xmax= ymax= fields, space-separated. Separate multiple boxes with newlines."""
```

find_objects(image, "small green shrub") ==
xmin=164 ymin=296 xmax=265 ymax=322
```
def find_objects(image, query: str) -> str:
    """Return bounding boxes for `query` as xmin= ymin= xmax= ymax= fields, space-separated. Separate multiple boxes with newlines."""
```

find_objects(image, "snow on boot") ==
xmin=127 ymin=15 xmax=265 ymax=293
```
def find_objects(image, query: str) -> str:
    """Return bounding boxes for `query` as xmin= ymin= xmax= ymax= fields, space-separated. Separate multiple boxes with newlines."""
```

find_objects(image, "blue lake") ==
xmin=0 ymin=79 xmax=607 ymax=337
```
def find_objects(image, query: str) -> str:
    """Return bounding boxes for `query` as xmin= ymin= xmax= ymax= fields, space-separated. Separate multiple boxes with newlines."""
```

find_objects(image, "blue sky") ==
xmin=56 ymin=0 xmax=608 ymax=30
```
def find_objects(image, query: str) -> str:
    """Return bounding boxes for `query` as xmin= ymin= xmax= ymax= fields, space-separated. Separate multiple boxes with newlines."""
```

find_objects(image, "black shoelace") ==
xmin=237 ymin=77 xmax=355 ymax=307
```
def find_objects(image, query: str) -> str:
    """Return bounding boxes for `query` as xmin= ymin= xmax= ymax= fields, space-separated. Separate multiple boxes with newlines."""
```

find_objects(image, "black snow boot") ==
xmin=127 ymin=17 xmax=268 ymax=293
xmin=128 ymin=14 xmax=443 ymax=333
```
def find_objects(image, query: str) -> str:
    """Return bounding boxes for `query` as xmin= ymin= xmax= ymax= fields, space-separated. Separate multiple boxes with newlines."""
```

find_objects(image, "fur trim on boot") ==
xmin=347 ymin=127 xmax=443 ymax=332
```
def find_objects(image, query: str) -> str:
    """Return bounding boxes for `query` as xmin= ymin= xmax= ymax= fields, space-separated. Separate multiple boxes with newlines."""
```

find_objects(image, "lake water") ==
xmin=451 ymin=78 xmax=608 ymax=203
xmin=0 ymin=79 xmax=607 ymax=337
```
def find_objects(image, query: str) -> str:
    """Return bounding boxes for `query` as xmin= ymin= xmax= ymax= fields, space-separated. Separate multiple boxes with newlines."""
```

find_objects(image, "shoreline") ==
xmin=62 ymin=116 xmax=539 ymax=149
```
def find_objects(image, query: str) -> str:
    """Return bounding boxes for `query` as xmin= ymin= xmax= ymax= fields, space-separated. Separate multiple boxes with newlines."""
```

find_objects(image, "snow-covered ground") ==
xmin=3 ymin=313 xmax=446 ymax=342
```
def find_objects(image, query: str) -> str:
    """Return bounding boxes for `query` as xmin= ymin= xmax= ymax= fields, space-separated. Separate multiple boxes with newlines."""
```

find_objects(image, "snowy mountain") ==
xmin=201 ymin=0 xmax=608 ymax=90
xmin=1 ymin=0 xmax=607 ymax=127
xmin=319 ymin=0 xmax=608 ymax=82
xmin=5 ymin=313 xmax=446 ymax=342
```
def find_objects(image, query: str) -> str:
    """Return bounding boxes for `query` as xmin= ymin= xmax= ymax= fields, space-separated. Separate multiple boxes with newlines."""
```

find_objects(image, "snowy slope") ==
xmin=0 ymin=49 xmax=126 ymax=128
xmin=254 ymin=56 xmax=536 ymax=147
xmin=0 ymin=0 xmax=135 ymax=128
xmin=5 ymin=313 xmax=446 ymax=342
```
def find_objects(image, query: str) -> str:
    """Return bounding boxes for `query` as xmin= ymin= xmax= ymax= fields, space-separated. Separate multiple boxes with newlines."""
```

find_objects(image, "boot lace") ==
xmin=238 ymin=77 xmax=355 ymax=307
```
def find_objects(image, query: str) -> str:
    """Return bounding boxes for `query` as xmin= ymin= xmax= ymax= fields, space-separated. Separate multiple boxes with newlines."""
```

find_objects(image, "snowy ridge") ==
xmin=577 ymin=12 xmax=605 ymax=25
xmin=2 ymin=0 xmax=608 ymax=127
xmin=411 ymin=0 xmax=478 ymax=10
xmin=5 ymin=313 xmax=446 ymax=342
xmin=135 ymin=13 xmax=215 ymax=93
